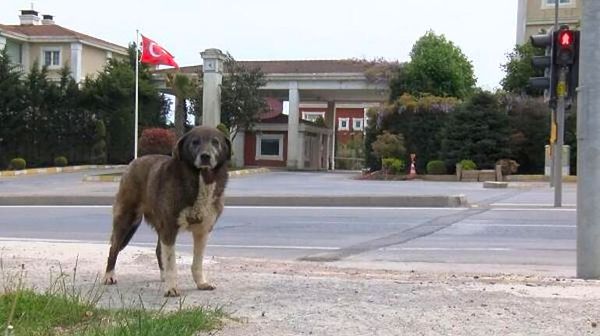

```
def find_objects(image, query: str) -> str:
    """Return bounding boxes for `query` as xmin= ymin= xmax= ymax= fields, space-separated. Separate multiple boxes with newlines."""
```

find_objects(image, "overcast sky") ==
xmin=1 ymin=0 xmax=518 ymax=90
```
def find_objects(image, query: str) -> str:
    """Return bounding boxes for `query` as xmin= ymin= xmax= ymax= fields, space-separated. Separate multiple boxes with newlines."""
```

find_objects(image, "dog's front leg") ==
xmin=160 ymin=240 xmax=179 ymax=297
xmin=192 ymin=231 xmax=215 ymax=290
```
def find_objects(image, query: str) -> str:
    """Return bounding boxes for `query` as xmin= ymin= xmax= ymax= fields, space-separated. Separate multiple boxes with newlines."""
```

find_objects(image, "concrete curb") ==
xmin=0 ymin=165 xmax=126 ymax=177
xmin=0 ymin=194 xmax=468 ymax=207
xmin=82 ymin=167 xmax=272 ymax=182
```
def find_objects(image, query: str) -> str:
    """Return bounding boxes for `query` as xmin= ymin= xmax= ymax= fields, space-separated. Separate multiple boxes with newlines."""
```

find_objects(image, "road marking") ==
xmin=458 ymin=223 xmax=575 ymax=228
xmin=0 ymin=205 xmax=112 ymax=209
xmin=491 ymin=203 xmax=577 ymax=207
xmin=384 ymin=247 xmax=513 ymax=252
xmin=489 ymin=207 xmax=575 ymax=212
xmin=0 ymin=205 xmax=466 ymax=211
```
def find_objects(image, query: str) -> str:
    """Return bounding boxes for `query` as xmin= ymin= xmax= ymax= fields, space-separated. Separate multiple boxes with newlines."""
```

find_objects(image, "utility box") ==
xmin=544 ymin=145 xmax=570 ymax=176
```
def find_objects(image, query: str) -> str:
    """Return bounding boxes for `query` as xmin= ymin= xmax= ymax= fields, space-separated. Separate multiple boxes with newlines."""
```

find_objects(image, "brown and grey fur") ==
xmin=103 ymin=126 xmax=231 ymax=297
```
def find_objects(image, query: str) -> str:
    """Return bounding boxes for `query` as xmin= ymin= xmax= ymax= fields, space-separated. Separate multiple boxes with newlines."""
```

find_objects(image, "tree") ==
xmin=220 ymin=54 xmax=268 ymax=140
xmin=390 ymin=30 xmax=476 ymax=100
xmin=442 ymin=90 xmax=511 ymax=170
xmin=167 ymin=73 xmax=197 ymax=137
xmin=82 ymin=43 xmax=169 ymax=163
xmin=500 ymin=42 xmax=545 ymax=96
xmin=0 ymin=47 xmax=25 ymax=168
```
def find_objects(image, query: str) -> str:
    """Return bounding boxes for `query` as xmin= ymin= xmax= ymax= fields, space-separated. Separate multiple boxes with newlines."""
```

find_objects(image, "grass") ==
xmin=0 ymin=261 xmax=224 ymax=336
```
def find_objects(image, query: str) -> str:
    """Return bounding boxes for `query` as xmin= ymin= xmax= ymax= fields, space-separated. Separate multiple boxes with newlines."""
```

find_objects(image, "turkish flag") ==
xmin=140 ymin=35 xmax=179 ymax=68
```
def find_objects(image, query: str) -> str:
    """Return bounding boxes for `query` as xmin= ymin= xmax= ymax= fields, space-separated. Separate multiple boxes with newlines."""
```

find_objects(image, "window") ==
xmin=352 ymin=118 xmax=364 ymax=131
xmin=338 ymin=118 xmax=350 ymax=131
xmin=544 ymin=0 xmax=574 ymax=7
xmin=256 ymin=134 xmax=284 ymax=161
xmin=302 ymin=111 xmax=325 ymax=122
xmin=42 ymin=48 xmax=61 ymax=68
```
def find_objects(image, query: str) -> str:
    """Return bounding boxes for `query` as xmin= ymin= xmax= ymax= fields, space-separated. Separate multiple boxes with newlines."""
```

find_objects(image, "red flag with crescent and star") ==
xmin=140 ymin=35 xmax=179 ymax=68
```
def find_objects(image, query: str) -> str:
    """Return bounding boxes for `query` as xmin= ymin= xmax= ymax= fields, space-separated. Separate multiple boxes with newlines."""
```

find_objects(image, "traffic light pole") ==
xmin=577 ymin=0 xmax=600 ymax=278
xmin=553 ymin=68 xmax=566 ymax=207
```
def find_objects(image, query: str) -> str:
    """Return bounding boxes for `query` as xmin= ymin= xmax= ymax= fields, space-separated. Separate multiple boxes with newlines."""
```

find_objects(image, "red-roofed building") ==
xmin=0 ymin=9 xmax=128 ymax=82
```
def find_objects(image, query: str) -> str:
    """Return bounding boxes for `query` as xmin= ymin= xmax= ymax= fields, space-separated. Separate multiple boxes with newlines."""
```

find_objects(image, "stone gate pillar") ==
xmin=200 ymin=48 xmax=227 ymax=127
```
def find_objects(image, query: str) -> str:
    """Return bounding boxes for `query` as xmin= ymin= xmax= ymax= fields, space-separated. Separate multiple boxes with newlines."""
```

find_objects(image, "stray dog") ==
xmin=103 ymin=126 xmax=230 ymax=297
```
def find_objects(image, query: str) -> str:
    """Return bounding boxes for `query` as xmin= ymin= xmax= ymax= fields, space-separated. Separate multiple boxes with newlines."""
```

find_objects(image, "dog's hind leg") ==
xmin=103 ymin=207 xmax=142 ymax=285
xmin=156 ymin=238 xmax=164 ymax=281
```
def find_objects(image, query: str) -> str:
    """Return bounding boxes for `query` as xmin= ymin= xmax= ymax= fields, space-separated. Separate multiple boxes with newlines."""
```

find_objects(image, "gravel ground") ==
xmin=1 ymin=241 xmax=600 ymax=336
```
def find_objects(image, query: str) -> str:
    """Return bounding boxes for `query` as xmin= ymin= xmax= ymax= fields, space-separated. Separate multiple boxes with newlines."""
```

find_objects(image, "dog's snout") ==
xmin=200 ymin=153 xmax=211 ymax=162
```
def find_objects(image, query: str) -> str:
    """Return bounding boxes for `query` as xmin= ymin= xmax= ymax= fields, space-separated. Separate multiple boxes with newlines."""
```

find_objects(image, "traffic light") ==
xmin=529 ymin=31 xmax=557 ymax=107
xmin=554 ymin=26 xmax=580 ymax=107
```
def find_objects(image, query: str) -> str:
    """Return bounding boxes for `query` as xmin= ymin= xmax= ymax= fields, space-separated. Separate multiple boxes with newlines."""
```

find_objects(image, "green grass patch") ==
xmin=0 ymin=261 xmax=223 ymax=336
xmin=0 ymin=290 xmax=223 ymax=336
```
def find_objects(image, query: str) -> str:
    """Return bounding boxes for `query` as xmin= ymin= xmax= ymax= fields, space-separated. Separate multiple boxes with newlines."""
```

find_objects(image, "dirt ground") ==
xmin=1 ymin=240 xmax=600 ymax=336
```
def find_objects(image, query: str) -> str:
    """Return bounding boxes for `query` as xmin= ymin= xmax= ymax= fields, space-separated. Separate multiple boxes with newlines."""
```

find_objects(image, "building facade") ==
xmin=516 ymin=0 xmax=582 ymax=44
xmin=0 ymin=9 xmax=128 ymax=82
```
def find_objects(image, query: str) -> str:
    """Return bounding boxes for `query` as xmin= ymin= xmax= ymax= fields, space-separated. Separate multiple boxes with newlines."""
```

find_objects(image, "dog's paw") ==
xmin=197 ymin=283 xmax=216 ymax=291
xmin=103 ymin=272 xmax=117 ymax=285
xmin=164 ymin=287 xmax=181 ymax=297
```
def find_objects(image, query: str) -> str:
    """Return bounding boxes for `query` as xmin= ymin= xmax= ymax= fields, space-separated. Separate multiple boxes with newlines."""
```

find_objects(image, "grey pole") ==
xmin=549 ymin=0 xmax=559 ymax=188
xmin=577 ymin=0 xmax=600 ymax=278
xmin=553 ymin=68 xmax=566 ymax=207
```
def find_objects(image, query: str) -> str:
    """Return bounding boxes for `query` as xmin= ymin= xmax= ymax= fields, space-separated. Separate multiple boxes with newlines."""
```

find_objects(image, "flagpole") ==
xmin=134 ymin=29 xmax=139 ymax=160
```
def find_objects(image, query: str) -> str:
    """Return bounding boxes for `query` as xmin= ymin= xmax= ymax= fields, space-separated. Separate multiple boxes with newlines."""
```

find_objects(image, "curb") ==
xmin=0 ymin=194 xmax=468 ymax=208
xmin=82 ymin=167 xmax=272 ymax=182
xmin=0 ymin=165 xmax=126 ymax=177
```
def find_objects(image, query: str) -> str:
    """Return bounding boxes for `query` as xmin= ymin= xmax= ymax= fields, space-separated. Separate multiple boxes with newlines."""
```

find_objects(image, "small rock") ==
xmin=473 ymin=275 xmax=479 ymax=279
xmin=592 ymin=322 xmax=597 ymax=328
xmin=261 ymin=311 xmax=266 ymax=317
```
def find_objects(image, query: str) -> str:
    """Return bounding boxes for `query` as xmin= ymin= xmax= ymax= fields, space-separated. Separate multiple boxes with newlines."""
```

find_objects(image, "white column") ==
xmin=0 ymin=37 xmax=6 ymax=50
xmin=287 ymin=82 xmax=300 ymax=169
xmin=297 ymin=131 xmax=305 ymax=170
xmin=70 ymin=43 xmax=82 ymax=83
xmin=232 ymin=131 xmax=245 ymax=168
xmin=201 ymin=48 xmax=226 ymax=127
xmin=21 ymin=43 xmax=30 ymax=73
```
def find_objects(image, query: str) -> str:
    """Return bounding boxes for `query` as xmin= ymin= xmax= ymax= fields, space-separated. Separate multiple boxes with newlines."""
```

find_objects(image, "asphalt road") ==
xmin=0 ymin=205 xmax=576 ymax=272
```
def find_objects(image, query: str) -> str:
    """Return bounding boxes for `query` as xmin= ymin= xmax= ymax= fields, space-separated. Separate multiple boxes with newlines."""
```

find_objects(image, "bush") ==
xmin=426 ymin=160 xmax=447 ymax=174
xmin=9 ymin=158 xmax=26 ymax=170
xmin=54 ymin=156 xmax=68 ymax=167
xmin=459 ymin=159 xmax=477 ymax=170
xmin=138 ymin=128 xmax=177 ymax=156
xmin=372 ymin=131 xmax=406 ymax=161
xmin=382 ymin=158 xmax=405 ymax=175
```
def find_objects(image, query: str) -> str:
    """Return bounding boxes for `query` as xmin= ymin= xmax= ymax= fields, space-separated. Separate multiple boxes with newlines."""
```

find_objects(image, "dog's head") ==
xmin=173 ymin=126 xmax=231 ymax=170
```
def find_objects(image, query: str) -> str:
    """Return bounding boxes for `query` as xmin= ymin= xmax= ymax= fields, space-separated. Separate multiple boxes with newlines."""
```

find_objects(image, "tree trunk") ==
xmin=174 ymin=95 xmax=186 ymax=138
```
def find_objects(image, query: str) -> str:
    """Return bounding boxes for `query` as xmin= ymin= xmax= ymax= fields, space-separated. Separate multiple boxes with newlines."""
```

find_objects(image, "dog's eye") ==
xmin=211 ymin=138 xmax=220 ymax=146
xmin=191 ymin=139 xmax=200 ymax=146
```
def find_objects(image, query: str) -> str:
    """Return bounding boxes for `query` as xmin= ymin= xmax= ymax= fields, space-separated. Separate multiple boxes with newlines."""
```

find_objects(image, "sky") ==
xmin=0 ymin=0 xmax=518 ymax=90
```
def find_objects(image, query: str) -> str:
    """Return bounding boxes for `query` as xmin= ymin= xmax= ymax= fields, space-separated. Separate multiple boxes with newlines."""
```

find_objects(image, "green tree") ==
xmin=390 ymin=30 xmax=476 ymax=100
xmin=500 ymin=42 xmax=545 ymax=96
xmin=371 ymin=131 xmax=406 ymax=161
xmin=166 ymin=73 xmax=198 ymax=137
xmin=0 ymin=48 xmax=26 ymax=168
xmin=220 ymin=54 xmax=268 ymax=140
xmin=82 ymin=43 xmax=169 ymax=163
xmin=442 ymin=90 xmax=511 ymax=169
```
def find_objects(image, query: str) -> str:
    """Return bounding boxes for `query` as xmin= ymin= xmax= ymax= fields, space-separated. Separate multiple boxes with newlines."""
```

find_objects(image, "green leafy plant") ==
xmin=382 ymin=158 xmax=405 ymax=175
xmin=426 ymin=160 xmax=447 ymax=174
xmin=459 ymin=159 xmax=477 ymax=171
xmin=53 ymin=156 xmax=68 ymax=167
xmin=9 ymin=158 xmax=26 ymax=170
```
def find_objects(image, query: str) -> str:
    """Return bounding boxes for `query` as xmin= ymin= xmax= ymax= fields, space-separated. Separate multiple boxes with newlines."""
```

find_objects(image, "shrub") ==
xmin=371 ymin=131 xmax=406 ymax=161
xmin=9 ymin=158 xmax=26 ymax=170
xmin=382 ymin=158 xmax=405 ymax=175
xmin=426 ymin=160 xmax=447 ymax=174
xmin=459 ymin=159 xmax=477 ymax=171
xmin=314 ymin=116 xmax=327 ymax=128
xmin=390 ymin=159 xmax=405 ymax=174
xmin=138 ymin=128 xmax=177 ymax=156
xmin=54 ymin=156 xmax=68 ymax=167
xmin=91 ymin=120 xmax=107 ymax=164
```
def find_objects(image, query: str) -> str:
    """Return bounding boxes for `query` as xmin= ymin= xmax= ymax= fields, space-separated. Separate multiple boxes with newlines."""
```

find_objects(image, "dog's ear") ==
xmin=172 ymin=133 xmax=189 ymax=160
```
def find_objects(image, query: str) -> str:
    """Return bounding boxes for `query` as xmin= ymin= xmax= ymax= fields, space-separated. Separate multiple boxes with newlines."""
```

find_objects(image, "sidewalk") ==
xmin=2 ymin=240 xmax=598 ymax=336
xmin=0 ymin=170 xmax=577 ymax=207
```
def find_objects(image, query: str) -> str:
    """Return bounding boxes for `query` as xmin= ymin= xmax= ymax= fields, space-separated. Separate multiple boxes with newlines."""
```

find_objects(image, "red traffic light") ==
xmin=558 ymin=30 xmax=574 ymax=49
